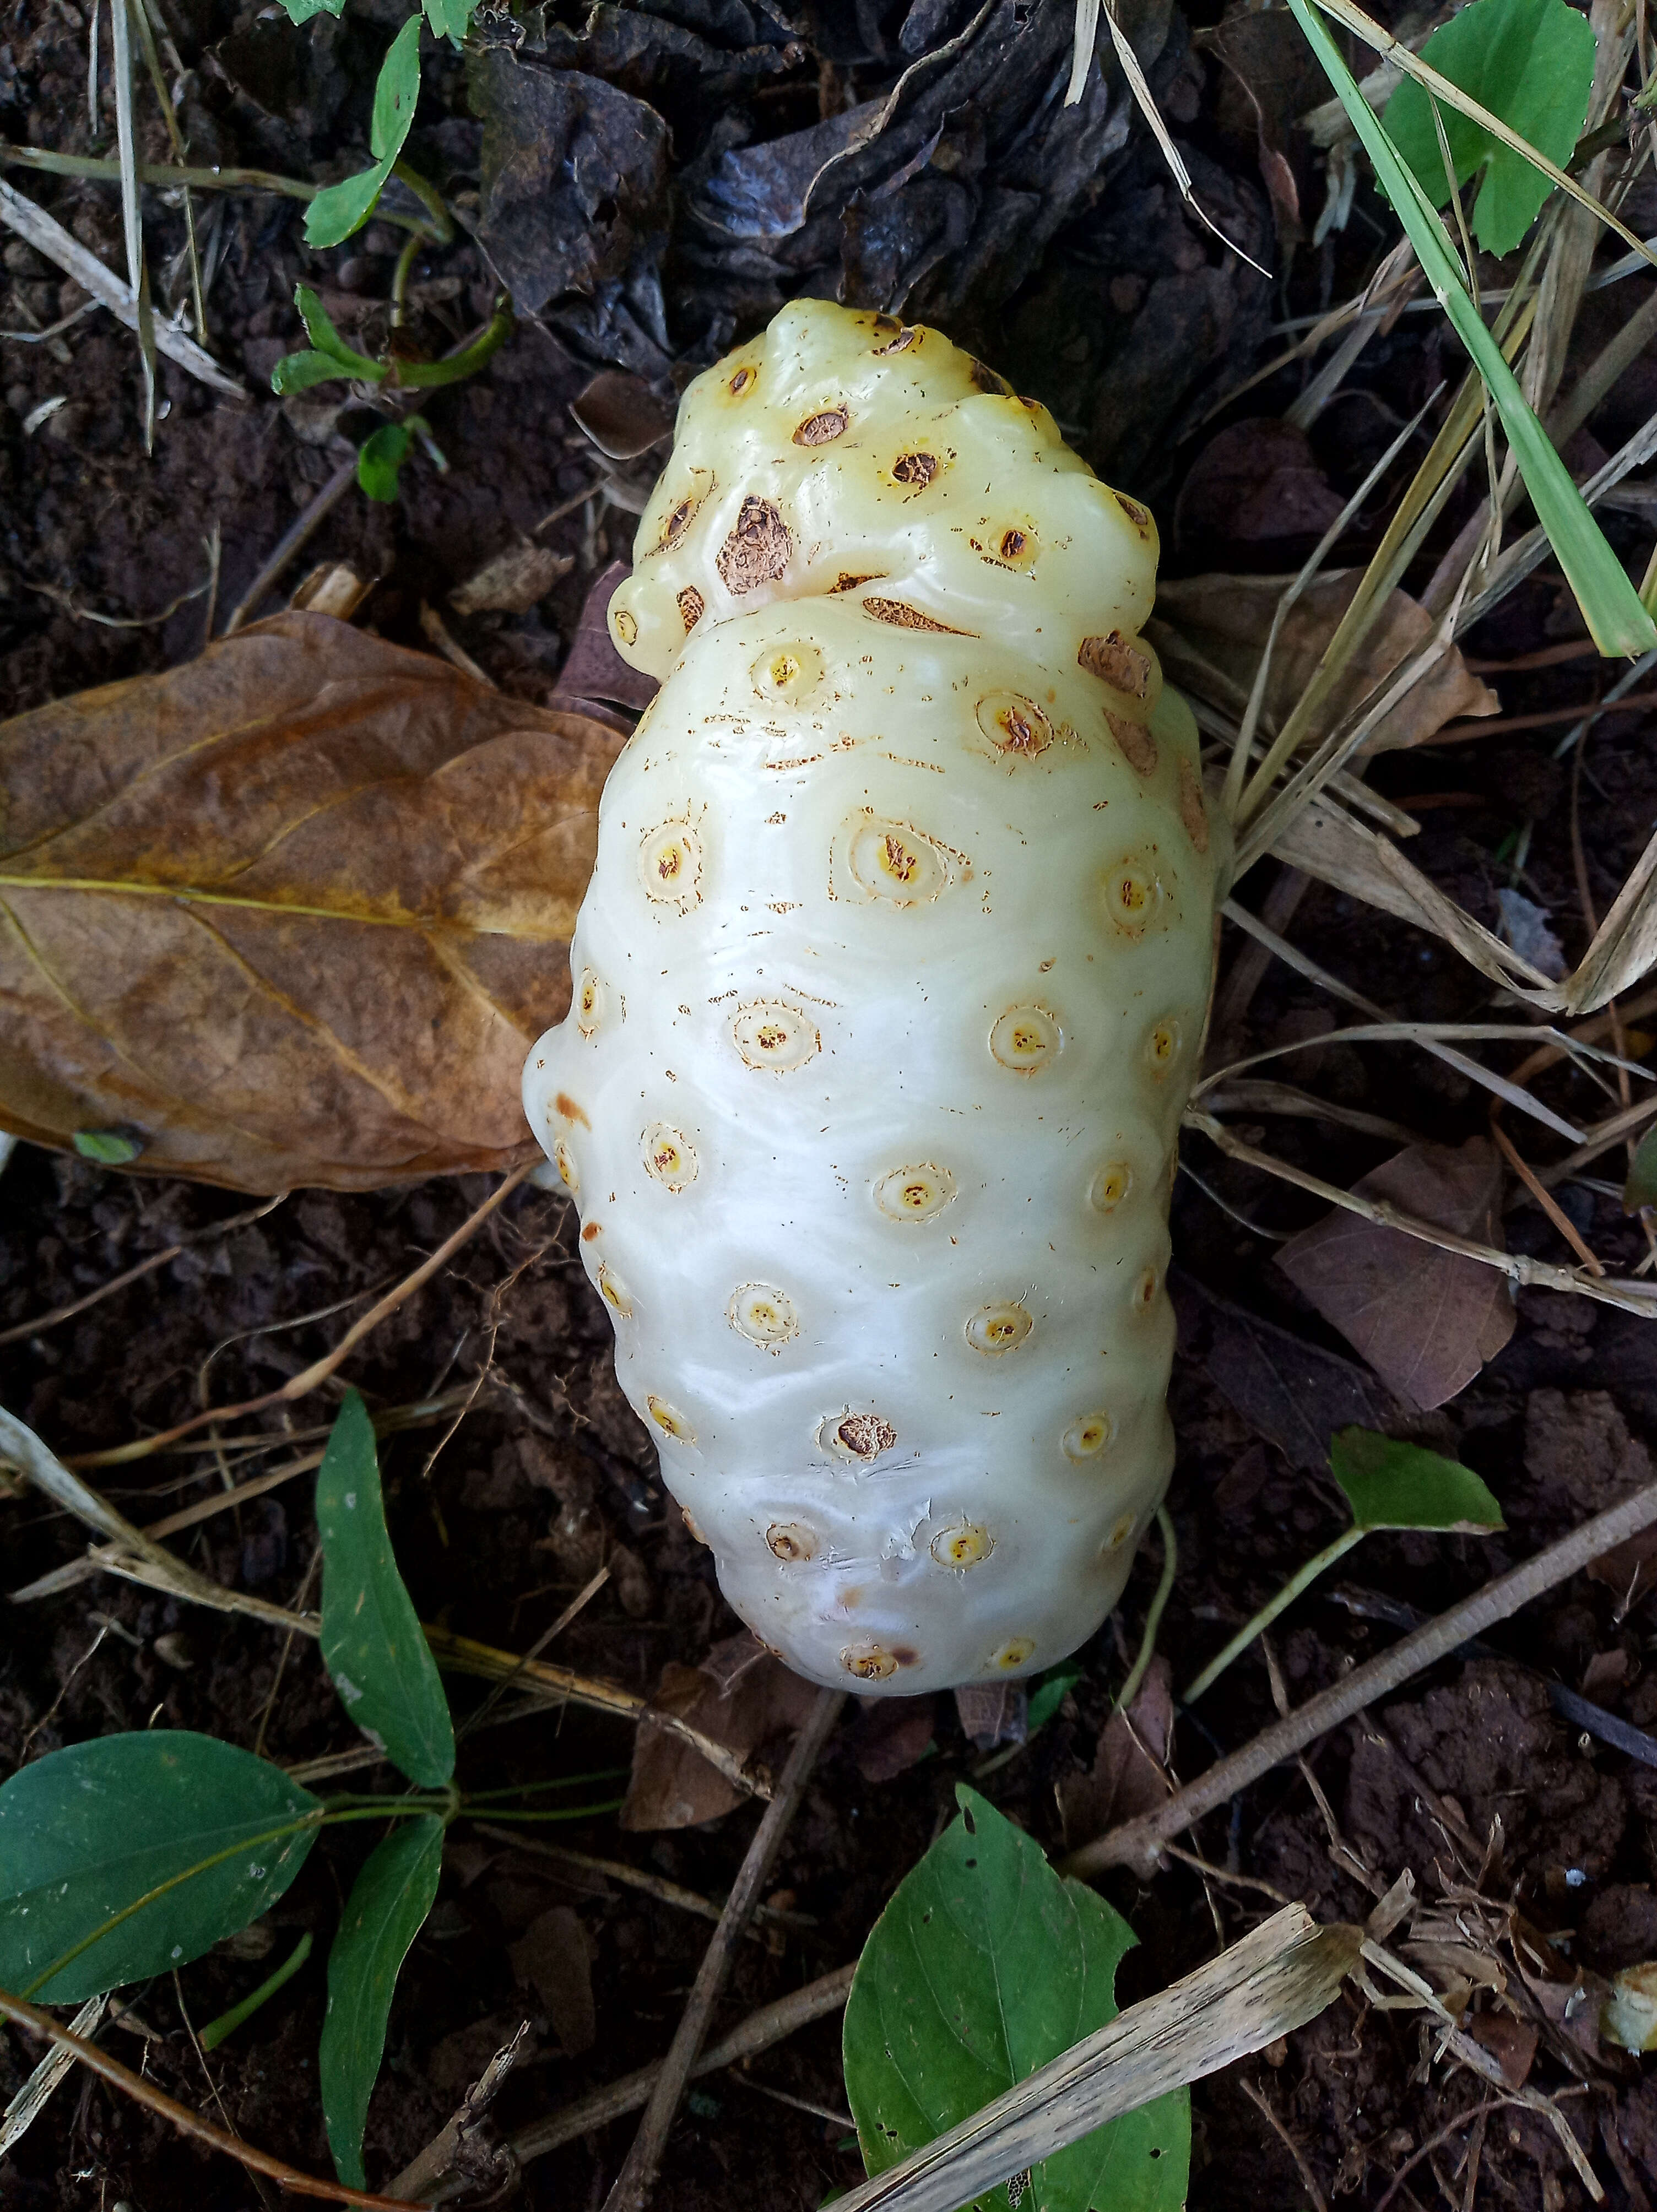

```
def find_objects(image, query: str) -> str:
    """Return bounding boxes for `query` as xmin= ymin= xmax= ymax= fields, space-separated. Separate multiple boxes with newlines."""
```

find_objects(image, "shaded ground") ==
xmin=7 ymin=0 xmax=1657 ymax=2205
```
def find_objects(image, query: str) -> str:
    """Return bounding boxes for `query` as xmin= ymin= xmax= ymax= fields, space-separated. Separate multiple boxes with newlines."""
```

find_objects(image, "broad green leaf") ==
xmin=844 ymin=1786 xmax=1187 ymax=2212
xmin=320 ymin=1815 xmax=445 ymax=2187
xmin=423 ymin=0 xmax=475 ymax=40
xmin=1383 ymin=0 xmax=1596 ymax=256
xmin=277 ymin=0 xmax=345 ymax=18
xmin=0 ymin=1733 xmax=320 ymax=2002
xmin=72 ymin=1129 xmax=141 ymax=1163
xmin=317 ymin=1389 xmax=454 ymax=1785
xmin=1291 ymin=0 xmax=1657 ymax=660
xmin=1330 ymin=1426 xmax=1504 ymax=1533
xmin=1626 ymin=1124 xmax=1657 ymax=1212
xmin=270 ymin=349 xmax=353 ymax=396
xmin=357 ymin=421 xmax=419 ymax=502
xmin=304 ymin=18 xmax=421 ymax=247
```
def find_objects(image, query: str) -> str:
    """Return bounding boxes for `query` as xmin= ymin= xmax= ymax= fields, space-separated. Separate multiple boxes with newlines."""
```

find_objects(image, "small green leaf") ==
xmin=319 ymin=1816 xmax=444 ymax=2188
xmin=844 ymin=1786 xmax=1188 ymax=2212
xmin=1626 ymin=1125 xmax=1657 ymax=1212
xmin=1330 ymin=1427 xmax=1505 ymax=1534
xmin=275 ymin=0 xmax=345 ymax=19
xmin=317 ymin=1389 xmax=454 ymax=1784
xmin=1026 ymin=1664 xmax=1082 ymax=1737
xmin=0 ymin=1733 xmax=320 ymax=2002
xmin=71 ymin=1129 xmax=142 ymax=1164
xmin=1383 ymin=0 xmax=1597 ymax=256
xmin=271 ymin=350 xmax=351 ymax=395
xmin=356 ymin=420 xmax=419 ymax=502
xmin=304 ymin=18 xmax=421 ymax=247
xmin=294 ymin=285 xmax=359 ymax=366
xmin=422 ymin=0 xmax=475 ymax=40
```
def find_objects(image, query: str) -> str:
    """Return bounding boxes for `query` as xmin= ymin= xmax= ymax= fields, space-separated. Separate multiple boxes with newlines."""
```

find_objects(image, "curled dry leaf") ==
xmin=1058 ymin=1657 xmax=1176 ymax=1851
xmin=621 ymin=1631 xmax=820 ymax=1831
xmin=1152 ymin=569 xmax=1498 ymax=753
xmin=449 ymin=541 xmax=575 ymax=616
xmin=0 ymin=611 xmax=624 ymax=1191
xmin=1276 ymin=1136 xmax=1517 ymax=1409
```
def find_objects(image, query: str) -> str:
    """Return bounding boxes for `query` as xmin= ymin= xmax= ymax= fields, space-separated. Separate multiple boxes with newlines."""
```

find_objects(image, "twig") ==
xmin=600 ymin=1687 xmax=845 ymax=2212
xmin=509 ymin=1966 xmax=858 ymax=2167
xmin=1114 ymin=1504 xmax=1176 ymax=1713
xmin=0 ymin=1985 xmax=421 ymax=2208
xmin=0 ymin=176 xmax=240 ymax=394
xmin=1239 ymin=2078 xmax=1329 ymax=2212
xmin=470 ymin=1825 xmax=800 ymax=1936
xmin=222 ymin=452 xmax=359 ymax=635
xmin=386 ymin=2024 xmax=526 ymax=2204
xmin=0 ymin=1195 xmax=284 ymax=1348
xmin=1062 ymin=1473 xmax=1657 ymax=1877
xmin=1489 ymin=1118 xmax=1605 ymax=1274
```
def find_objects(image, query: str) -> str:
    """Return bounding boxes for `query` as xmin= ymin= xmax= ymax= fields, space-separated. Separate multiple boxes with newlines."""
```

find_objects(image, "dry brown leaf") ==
xmin=0 ymin=611 xmax=623 ymax=1191
xmin=449 ymin=542 xmax=574 ymax=616
xmin=1276 ymin=1136 xmax=1517 ymax=1409
xmin=1152 ymin=568 xmax=1497 ymax=753
xmin=507 ymin=1903 xmax=595 ymax=2056
xmin=621 ymin=1633 xmax=820 ymax=1831
xmin=1057 ymin=1657 xmax=1175 ymax=1851
xmin=850 ymin=1694 xmax=938 ymax=1783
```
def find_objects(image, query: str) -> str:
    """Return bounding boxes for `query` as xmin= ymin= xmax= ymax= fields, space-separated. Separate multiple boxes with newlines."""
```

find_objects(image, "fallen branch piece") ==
xmin=1064 ymin=1474 xmax=1657 ymax=1877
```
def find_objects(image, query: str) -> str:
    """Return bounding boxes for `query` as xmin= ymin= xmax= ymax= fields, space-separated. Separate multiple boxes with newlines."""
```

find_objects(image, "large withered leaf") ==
xmin=0 ymin=612 xmax=624 ymax=1191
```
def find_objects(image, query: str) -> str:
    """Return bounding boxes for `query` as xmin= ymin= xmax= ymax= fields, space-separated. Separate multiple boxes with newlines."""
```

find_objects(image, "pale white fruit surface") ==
xmin=523 ymin=300 xmax=1227 ymax=1695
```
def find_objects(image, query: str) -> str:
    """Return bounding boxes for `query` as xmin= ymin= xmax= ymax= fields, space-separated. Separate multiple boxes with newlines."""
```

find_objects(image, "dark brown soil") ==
xmin=7 ymin=0 xmax=1657 ymax=2207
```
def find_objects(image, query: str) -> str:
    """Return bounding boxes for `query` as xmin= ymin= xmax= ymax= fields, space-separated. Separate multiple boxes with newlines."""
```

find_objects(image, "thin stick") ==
xmin=1062 ymin=1473 xmax=1657 ymax=1877
xmin=223 ymin=453 xmax=359 ymax=635
xmin=1239 ymin=2078 xmax=1329 ymax=2212
xmin=1489 ymin=1118 xmax=1605 ymax=1274
xmin=600 ymin=1687 xmax=845 ymax=2212
xmin=0 ymin=1195 xmax=283 ymax=1349
xmin=64 ymin=1164 xmax=535 ymax=1467
xmin=0 ymin=1986 xmax=421 ymax=2209
xmin=1114 ymin=1504 xmax=1177 ymax=1712
xmin=472 ymin=1825 xmax=787 ymax=1935
xmin=510 ymin=1966 xmax=858 ymax=2165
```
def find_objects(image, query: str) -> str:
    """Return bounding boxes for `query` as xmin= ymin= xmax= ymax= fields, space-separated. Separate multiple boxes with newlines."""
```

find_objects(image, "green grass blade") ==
xmin=1290 ymin=0 xmax=1657 ymax=660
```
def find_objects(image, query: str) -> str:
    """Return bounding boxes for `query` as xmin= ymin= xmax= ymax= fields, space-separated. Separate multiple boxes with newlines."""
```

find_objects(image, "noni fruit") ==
xmin=523 ymin=300 xmax=1227 ymax=1695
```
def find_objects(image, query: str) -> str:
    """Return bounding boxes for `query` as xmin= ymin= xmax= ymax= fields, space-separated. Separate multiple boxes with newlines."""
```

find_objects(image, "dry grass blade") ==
xmin=0 ymin=1994 xmax=105 ymax=2155
xmin=108 ymin=0 xmax=155 ymax=444
xmin=0 ymin=177 xmax=240 ymax=394
xmin=125 ymin=0 xmax=205 ymax=343
xmin=827 ymin=1909 xmax=1358 ymax=2212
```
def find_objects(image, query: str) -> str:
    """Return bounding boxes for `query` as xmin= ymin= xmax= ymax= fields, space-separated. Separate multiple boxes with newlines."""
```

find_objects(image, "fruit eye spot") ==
xmin=1104 ymin=855 xmax=1168 ymax=937
xmin=1063 ymin=1412 xmax=1113 ymax=1460
xmin=932 ymin=1522 xmax=993 ymax=1568
xmin=822 ymin=1411 xmax=898 ymax=1460
xmin=614 ymin=608 xmax=637 ymax=646
xmin=1130 ymin=1266 xmax=1160 ymax=1314
xmin=990 ymin=1005 xmax=1060 ymax=1074
xmin=1102 ymin=1513 xmax=1136 ymax=1554
xmin=575 ymin=969 xmax=605 ymax=1038
xmin=1147 ymin=1020 xmax=1181 ymax=1074
xmin=598 ymin=1264 xmax=633 ymax=1318
xmin=1116 ymin=492 xmax=1151 ymax=530
xmin=840 ymin=814 xmax=954 ymax=906
xmin=659 ymin=495 xmax=700 ymax=549
xmin=752 ymin=642 xmax=824 ymax=700
xmin=874 ymin=1163 xmax=956 ymax=1223
xmin=640 ymin=820 xmax=705 ymax=914
xmin=767 ymin=1521 xmax=818 ymax=1560
xmin=728 ymin=1282 xmax=800 ymax=1351
xmin=966 ymin=1302 xmax=1033 ymax=1355
xmin=988 ymin=1637 xmax=1035 ymax=1672
xmin=976 ymin=691 xmax=1052 ymax=760
xmin=794 ymin=406 xmax=848 ymax=445
xmin=641 ymin=1121 xmax=696 ymax=1191
xmin=891 ymin=451 xmax=938 ymax=489
xmin=842 ymin=1644 xmax=900 ymax=1679
xmin=1090 ymin=1161 xmax=1132 ymax=1212
xmin=729 ymin=365 xmax=757 ymax=395
xmin=647 ymin=1395 xmax=695 ymax=1443
xmin=553 ymin=1137 xmax=579 ymax=1194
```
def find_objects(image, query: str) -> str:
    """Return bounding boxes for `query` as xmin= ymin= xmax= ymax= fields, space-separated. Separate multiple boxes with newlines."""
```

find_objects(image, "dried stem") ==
xmin=600 ymin=1687 xmax=845 ymax=2212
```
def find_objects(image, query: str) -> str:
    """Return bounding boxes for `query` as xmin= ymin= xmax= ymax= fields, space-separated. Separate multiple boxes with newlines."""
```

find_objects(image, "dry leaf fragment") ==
xmin=1276 ymin=1137 xmax=1517 ymax=1409
xmin=1153 ymin=568 xmax=1498 ymax=753
xmin=507 ymin=1904 xmax=595 ymax=2056
xmin=0 ymin=611 xmax=624 ymax=1191
xmin=621 ymin=1634 xmax=820 ymax=1831
xmin=851 ymin=1694 xmax=937 ymax=1783
xmin=1058 ymin=1657 xmax=1175 ymax=1850
xmin=450 ymin=542 xmax=575 ymax=616
xmin=569 ymin=368 xmax=675 ymax=461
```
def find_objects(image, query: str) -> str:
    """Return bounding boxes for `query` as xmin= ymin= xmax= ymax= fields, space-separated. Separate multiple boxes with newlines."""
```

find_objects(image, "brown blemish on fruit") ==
xmin=554 ymin=1092 xmax=590 ymax=1129
xmin=1178 ymin=756 xmax=1210 ymax=853
xmin=678 ymin=585 xmax=705 ymax=633
xmin=1114 ymin=492 xmax=1152 ymax=534
xmin=553 ymin=1137 xmax=578 ymax=1194
xmin=1102 ymin=1512 xmax=1136 ymax=1554
xmin=767 ymin=1522 xmax=818 ymax=1561
xmin=581 ymin=1222 xmax=600 ymax=1243
xmin=976 ymin=692 xmax=1053 ymax=760
xmin=970 ymin=358 xmax=1013 ymax=395
xmin=862 ymin=597 xmax=974 ymax=634
xmin=824 ymin=1411 xmax=898 ymax=1461
xmin=794 ymin=406 xmax=848 ymax=446
xmin=1079 ymin=631 xmax=1151 ymax=698
xmin=873 ymin=327 xmax=917 ymax=355
xmin=717 ymin=496 xmax=791 ymax=593
xmin=891 ymin=451 xmax=938 ymax=489
xmin=682 ymin=1506 xmax=708 ymax=1543
xmin=1107 ymin=712 xmax=1157 ymax=777
xmin=728 ymin=364 xmax=758 ymax=396
xmin=832 ymin=572 xmax=882 ymax=592
xmin=842 ymin=1643 xmax=900 ymax=1679
xmin=658 ymin=494 xmax=701 ymax=551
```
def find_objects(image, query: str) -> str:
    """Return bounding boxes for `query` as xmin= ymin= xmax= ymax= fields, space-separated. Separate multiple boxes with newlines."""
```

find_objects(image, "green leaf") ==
xmin=71 ymin=1129 xmax=142 ymax=1164
xmin=304 ymin=18 xmax=421 ymax=248
xmin=1625 ymin=1124 xmax=1657 ymax=1212
xmin=0 ymin=1732 xmax=320 ymax=2003
xmin=319 ymin=1815 xmax=445 ymax=2188
xmin=1330 ymin=1427 xmax=1505 ymax=1534
xmin=356 ymin=420 xmax=420 ymax=502
xmin=843 ymin=1786 xmax=1188 ymax=2212
xmin=422 ymin=0 xmax=475 ymax=41
xmin=1383 ymin=0 xmax=1596 ymax=256
xmin=1291 ymin=0 xmax=1657 ymax=660
xmin=275 ymin=0 xmax=345 ymax=18
xmin=316 ymin=1389 xmax=454 ymax=1785
xmin=1026 ymin=1665 xmax=1082 ymax=1737
xmin=270 ymin=350 xmax=351 ymax=395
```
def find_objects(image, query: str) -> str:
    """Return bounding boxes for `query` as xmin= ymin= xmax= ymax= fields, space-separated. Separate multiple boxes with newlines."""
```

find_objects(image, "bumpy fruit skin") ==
xmin=523 ymin=301 xmax=1226 ymax=1695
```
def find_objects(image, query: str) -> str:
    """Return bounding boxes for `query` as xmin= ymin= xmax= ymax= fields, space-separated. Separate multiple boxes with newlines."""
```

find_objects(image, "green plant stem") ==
xmin=382 ymin=295 xmax=512 ymax=389
xmin=199 ymin=1931 xmax=312 ymax=2051
xmin=1183 ymin=1527 xmax=1366 ymax=1705
xmin=0 ymin=145 xmax=435 ymax=237
xmin=388 ymin=229 xmax=421 ymax=328
xmin=1113 ymin=1504 xmax=1178 ymax=1714
xmin=389 ymin=158 xmax=454 ymax=245
xmin=458 ymin=1768 xmax=630 ymax=1804
xmin=461 ymin=1798 xmax=625 ymax=1824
